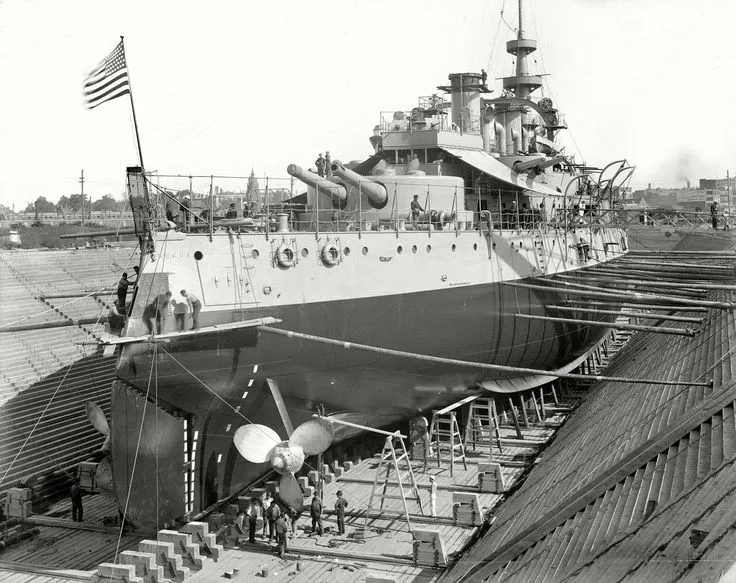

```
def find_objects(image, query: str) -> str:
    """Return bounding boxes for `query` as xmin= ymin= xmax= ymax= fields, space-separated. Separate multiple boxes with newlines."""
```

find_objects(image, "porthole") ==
xmin=397 ymin=245 xmax=403 ymax=254
xmin=426 ymin=245 xmax=432 ymax=253
xmin=362 ymin=246 xmax=368 ymax=256
xmin=251 ymin=249 xmax=259 ymax=259
xmin=301 ymin=248 xmax=309 ymax=258
xmin=473 ymin=243 xmax=478 ymax=251
xmin=412 ymin=245 xmax=418 ymax=254
xmin=451 ymin=244 xmax=456 ymax=252
xmin=344 ymin=247 xmax=351 ymax=256
xmin=194 ymin=251 xmax=204 ymax=260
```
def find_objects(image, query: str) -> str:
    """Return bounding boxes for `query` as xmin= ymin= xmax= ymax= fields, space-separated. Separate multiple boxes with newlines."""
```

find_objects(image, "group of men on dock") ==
xmin=240 ymin=489 xmax=349 ymax=558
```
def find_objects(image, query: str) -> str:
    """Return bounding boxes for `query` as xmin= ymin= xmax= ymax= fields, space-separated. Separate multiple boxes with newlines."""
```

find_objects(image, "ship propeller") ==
xmin=86 ymin=401 xmax=111 ymax=453
xmin=233 ymin=418 xmax=334 ymax=512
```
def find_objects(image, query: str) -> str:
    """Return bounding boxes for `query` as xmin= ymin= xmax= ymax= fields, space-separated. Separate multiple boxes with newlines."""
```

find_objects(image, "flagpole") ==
xmin=120 ymin=36 xmax=145 ymax=169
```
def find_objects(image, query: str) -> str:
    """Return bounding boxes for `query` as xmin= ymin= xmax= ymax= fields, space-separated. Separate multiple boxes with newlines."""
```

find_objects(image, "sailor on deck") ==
xmin=225 ymin=203 xmax=238 ymax=219
xmin=315 ymin=153 xmax=326 ymax=177
xmin=181 ymin=290 xmax=202 ymax=330
xmin=411 ymin=195 xmax=424 ymax=224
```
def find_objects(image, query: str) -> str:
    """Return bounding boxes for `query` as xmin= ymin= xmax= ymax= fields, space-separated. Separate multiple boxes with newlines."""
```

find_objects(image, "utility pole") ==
xmin=80 ymin=169 xmax=85 ymax=227
xmin=727 ymin=170 xmax=731 ymax=218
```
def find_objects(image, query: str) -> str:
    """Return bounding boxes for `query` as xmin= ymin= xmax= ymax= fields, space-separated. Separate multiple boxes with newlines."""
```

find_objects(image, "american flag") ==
xmin=83 ymin=41 xmax=130 ymax=109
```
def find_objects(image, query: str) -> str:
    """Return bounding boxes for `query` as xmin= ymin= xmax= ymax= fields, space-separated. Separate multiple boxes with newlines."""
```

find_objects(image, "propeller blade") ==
xmin=233 ymin=424 xmax=281 ymax=463
xmin=86 ymin=402 xmax=110 ymax=436
xmin=289 ymin=418 xmax=334 ymax=455
xmin=266 ymin=378 xmax=295 ymax=437
xmin=278 ymin=472 xmax=304 ymax=513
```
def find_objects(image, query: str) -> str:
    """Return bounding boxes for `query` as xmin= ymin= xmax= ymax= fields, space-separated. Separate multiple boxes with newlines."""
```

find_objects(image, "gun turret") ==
xmin=287 ymin=164 xmax=347 ymax=205
xmin=330 ymin=161 xmax=388 ymax=208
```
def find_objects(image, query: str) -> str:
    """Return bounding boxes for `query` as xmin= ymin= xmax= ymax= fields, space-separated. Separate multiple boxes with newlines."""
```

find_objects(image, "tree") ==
xmin=23 ymin=196 xmax=56 ymax=214
xmin=92 ymin=194 xmax=120 ymax=212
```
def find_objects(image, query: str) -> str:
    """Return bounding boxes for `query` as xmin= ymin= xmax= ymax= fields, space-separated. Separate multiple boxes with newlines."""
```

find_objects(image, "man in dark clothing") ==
xmin=266 ymin=500 xmax=281 ymax=542
xmin=315 ymin=153 xmax=326 ymax=177
xmin=334 ymin=490 xmax=348 ymax=535
xmin=410 ymin=195 xmax=424 ymax=223
xmin=310 ymin=495 xmax=324 ymax=535
xmin=143 ymin=291 xmax=172 ymax=335
xmin=70 ymin=479 xmax=83 ymax=522
xmin=116 ymin=273 xmax=130 ymax=306
xmin=274 ymin=515 xmax=288 ymax=557
xmin=225 ymin=203 xmax=238 ymax=219
xmin=247 ymin=498 xmax=259 ymax=543
xmin=711 ymin=201 xmax=719 ymax=229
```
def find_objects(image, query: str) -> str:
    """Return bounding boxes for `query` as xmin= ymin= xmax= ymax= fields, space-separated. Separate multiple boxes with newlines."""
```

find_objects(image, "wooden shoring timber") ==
xmin=545 ymin=305 xmax=703 ymax=324
xmin=548 ymin=278 xmax=706 ymax=299
xmin=600 ymin=260 xmax=735 ymax=272
xmin=592 ymin=269 xmax=736 ymax=283
xmin=515 ymin=313 xmax=694 ymax=336
xmin=503 ymin=281 xmax=735 ymax=310
xmin=557 ymin=273 xmax=736 ymax=292
xmin=624 ymin=250 xmax=736 ymax=256
xmin=606 ymin=260 xmax=736 ymax=270
xmin=564 ymin=301 xmax=708 ymax=313
xmin=258 ymin=326 xmax=713 ymax=387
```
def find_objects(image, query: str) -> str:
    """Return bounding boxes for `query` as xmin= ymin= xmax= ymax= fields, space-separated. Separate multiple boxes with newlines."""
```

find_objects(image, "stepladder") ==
xmin=429 ymin=410 xmax=468 ymax=477
xmin=465 ymin=397 xmax=503 ymax=458
xmin=364 ymin=433 xmax=424 ymax=533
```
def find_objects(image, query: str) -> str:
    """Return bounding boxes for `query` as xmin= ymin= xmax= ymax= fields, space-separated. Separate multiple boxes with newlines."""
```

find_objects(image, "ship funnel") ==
xmin=331 ymin=160 xmax=388 ymax=208
xmin=287 ymin=164 xmax=347 ymax=205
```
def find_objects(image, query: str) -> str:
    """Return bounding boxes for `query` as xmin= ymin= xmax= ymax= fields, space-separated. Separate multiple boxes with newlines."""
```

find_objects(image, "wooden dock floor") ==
xmin=0 ymin=415 xmax=566 ymax=582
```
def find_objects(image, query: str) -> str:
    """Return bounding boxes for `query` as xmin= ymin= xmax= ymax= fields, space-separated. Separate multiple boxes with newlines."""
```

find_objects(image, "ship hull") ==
xmin=111 ymin=273 xmax=612 ymax=528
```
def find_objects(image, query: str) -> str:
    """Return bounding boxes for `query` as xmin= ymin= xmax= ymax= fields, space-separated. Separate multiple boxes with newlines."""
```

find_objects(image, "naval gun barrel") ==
xmin=330 ymin=161 xmax=388 ymax=208
xmin=287 ymin=164 xmax=347 ymax=204
xmin=534 ymin=155 xmax=567 ymax=171
xmin=514 ymin=155 xmax=567 ymax=173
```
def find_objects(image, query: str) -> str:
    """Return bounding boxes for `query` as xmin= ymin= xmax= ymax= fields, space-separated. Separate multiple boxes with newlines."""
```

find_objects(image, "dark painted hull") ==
xmin=111 ymin=275 xmax=611 ymax=528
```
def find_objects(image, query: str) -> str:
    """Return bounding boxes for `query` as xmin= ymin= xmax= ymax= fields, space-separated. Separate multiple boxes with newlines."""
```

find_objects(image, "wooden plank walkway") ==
xmin=0 ymin=405 xmax=580 ymax=582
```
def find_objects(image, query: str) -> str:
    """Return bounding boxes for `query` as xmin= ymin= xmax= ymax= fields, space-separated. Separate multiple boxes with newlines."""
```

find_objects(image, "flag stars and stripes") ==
xmin=83 ymin=40 xmax=130 ymax=109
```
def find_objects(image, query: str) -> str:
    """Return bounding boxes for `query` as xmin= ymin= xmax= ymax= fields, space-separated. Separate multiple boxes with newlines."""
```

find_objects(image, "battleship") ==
xmin=92 ymin=2 xmax=635 ymax=531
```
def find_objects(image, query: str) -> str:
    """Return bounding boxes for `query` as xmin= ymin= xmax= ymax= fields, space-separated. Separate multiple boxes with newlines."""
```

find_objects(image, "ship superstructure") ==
xmin=102 ymin=1 xmax=633 ymax=530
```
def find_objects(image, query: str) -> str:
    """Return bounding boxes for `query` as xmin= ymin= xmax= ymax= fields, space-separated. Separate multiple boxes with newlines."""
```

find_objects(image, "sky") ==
xmin=1 ymin=0 xmax=735 ymax=210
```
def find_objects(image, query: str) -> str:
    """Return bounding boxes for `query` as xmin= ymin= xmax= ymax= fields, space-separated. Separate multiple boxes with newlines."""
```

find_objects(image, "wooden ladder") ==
xmin=465 ymin=397 xmax=504 ymax=459
xmin=429 ymin=409 xmax=468 ymax=477
xmin=364 ymin=433 xmax=424 ymax=533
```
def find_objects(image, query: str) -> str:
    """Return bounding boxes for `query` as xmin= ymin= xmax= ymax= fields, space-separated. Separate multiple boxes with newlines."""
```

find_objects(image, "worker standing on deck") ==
xmin=411 ymin=195 xmax=424 ymax=224
xmin=275 ymin=513 xmax=288 ymax=557
xmin=266 ymin=499 xmax=280 ymax=542
xmin=181 ymin=290 xmax=202 ymax=330
xmin=711 ymin=201 xmax=719 ymax=229
xmin=116 ymin=272 xmax=130 ymax=306
xmin=247 ymin=497 xmax=259 ymax=543
xmin=315 ymin=153 xmax=326 ymax=177
xmin=334 ymin=490 xmax=348 ymax=535
xmin=428 ymin=476 xmax=437 ymax=518
xmin=310 ymin=494 xmax=324 ymax=536
xmin=225 ymin=203 xmax=238 ymax=219
xmin=325 ymin=151 xmax=333 ymax=177
xmin=70 ymin=478 xmax=83 ymax=522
